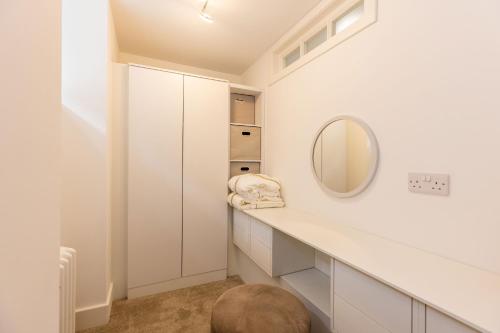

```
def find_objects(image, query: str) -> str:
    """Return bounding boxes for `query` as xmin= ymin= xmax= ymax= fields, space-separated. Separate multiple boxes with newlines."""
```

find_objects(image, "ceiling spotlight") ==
xmin=200 ymin=0 xmax=214 ymax=23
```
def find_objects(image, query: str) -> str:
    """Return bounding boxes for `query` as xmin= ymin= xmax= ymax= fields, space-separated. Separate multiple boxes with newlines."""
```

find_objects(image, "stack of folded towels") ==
xmin=227 ymin=174 xmax=285 ymax=210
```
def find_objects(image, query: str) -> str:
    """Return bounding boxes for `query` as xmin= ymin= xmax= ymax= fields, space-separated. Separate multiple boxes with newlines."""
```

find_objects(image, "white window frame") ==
xmin=272 ymin=0 xmax=377 ymax=84
xmin=282 ymin=44 xmax=302 ymax=69
xmin=303 ymin=25 xmax=329 ymax=55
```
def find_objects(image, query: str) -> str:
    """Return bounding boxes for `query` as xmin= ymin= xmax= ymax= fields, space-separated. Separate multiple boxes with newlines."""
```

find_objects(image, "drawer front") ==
xmin=250 ymin=235 xmax=272 ymax=274
xmin=334 ymin=261 xmax=412 ymax=333
xmin=232 ymin=209 xmax=251 ymax=254
xmin=426 ymin=307 xmax=479 ymax=333
xmin=231 ymin=93 xmax=255 ymax=124
xmin=334 ymin=295 xmax=390 ymax=333
xmin=230 ymin=126 xmax=261 ymax=160
xmin=251 ymin=219 xmax=272 ymax=248
xmin=230 ymin=162 xmax=260 ymax=178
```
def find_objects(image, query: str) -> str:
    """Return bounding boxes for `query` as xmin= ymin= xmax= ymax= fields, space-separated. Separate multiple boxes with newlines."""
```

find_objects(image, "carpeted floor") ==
xmin=78 ymin=276 xmax=243 ymax=333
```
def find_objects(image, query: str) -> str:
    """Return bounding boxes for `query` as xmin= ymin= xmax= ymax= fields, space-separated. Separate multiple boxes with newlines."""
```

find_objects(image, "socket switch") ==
xmin=408 ymin=173 xmax=449 ymax=196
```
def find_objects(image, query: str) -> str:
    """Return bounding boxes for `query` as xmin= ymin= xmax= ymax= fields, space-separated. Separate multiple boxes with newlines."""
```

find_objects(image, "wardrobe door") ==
xmin=128 ymin=66 xmax=183 ymax=289
xmin=183 ymin=76 xmax=229 ymax=277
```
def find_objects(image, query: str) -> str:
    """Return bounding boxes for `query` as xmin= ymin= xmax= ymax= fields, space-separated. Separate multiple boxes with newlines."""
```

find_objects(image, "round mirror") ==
xmin=312 ymin=116 xmax=378 ymax=197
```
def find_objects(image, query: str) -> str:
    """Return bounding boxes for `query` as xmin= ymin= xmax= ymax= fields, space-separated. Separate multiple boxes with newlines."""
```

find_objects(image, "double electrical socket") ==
xmin=408 ymin=173 xmax=450 ymax=196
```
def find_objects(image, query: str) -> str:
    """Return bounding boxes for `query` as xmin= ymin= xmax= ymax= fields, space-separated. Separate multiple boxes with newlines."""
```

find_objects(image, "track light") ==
xmin=200 ymin=0 xmax=214 ymax=23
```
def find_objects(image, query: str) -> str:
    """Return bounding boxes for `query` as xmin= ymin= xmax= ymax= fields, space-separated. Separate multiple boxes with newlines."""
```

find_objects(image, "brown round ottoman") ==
xmin=211 ymin=284 xmax=310 ymax=333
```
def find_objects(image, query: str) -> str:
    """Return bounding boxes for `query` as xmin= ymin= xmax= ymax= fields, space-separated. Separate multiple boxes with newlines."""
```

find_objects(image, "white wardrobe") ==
xmin=127 ymin=65 xmax=229 ymax=298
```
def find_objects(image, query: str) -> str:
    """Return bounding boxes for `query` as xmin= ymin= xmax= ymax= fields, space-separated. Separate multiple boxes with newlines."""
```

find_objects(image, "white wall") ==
xmin=110 ymin=64 xmax=129 ymax=300
xmin=61 ymin=0 xmax=117 ymax=328
xmin=119 ymin=52 xmax=242 ymax=83
xmin=242 ymin=0 xmax=500 ymax=274
xmin=0 ymin=1 xmax=61 ymax=332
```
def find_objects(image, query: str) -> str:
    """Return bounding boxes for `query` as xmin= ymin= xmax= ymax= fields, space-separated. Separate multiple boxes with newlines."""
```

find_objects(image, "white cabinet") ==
xmin=426 ymin=307 xmax=479 ymax=333
xmin=128 ymin=66 xmax=183 ymax=289
xmin=182 ymin=75 xmax=229 ymax=277
xmin=127 ymin=66 xmax=228 ymax=296
xmin=334 ymin=295 xmax=389 ymax=333
xmin=333 ymin=261 xmax=412 ymax=333
xmin=232 ymin=209 xmax=315 ymax=277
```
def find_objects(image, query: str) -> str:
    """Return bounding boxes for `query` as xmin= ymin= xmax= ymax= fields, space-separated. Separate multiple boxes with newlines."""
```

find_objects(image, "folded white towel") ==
xmin=228 ymin=174 xmax=282 ymax=201
xmin=227 ymin=193 xmax=285 ymax=210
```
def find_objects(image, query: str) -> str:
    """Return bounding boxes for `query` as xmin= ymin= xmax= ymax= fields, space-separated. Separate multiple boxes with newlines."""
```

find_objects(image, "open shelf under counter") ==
xmin=281 ymin=268 xmax=331 ymax=318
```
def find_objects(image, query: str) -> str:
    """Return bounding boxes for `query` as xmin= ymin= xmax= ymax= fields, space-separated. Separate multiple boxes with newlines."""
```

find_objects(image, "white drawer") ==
xmin=232 ymin=209 xmax=251 ymax=253
xmin=232 ymin=210 xmax=315 ymax=278
xmin=334 ymin=261 xmax=412 ymax=333
xmin=426 ymin=307 xmax=479 ymax=333
xmin=250 ymin=236 xmax=272 ymax=274
xmin=334 ymin=295 xmax=389 ymax=333
xmin=251 ymin=218 xmax=272 ymax=248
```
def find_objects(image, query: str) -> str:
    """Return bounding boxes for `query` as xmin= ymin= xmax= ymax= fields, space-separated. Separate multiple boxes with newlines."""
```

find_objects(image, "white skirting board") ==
xmin=76 ymin=283 xmax=113 ymax=331
xmin=127 ymin=270 xmax=227 ymax=299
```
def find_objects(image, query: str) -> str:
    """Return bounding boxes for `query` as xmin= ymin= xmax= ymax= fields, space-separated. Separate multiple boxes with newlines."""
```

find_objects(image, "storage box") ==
xmin=230 ymin=162 xmax=260 ymax=178
xmin=231 ymin=94 xmax=255 ymax=124
xmin=230 ymin=125 xmax=261 ymax=160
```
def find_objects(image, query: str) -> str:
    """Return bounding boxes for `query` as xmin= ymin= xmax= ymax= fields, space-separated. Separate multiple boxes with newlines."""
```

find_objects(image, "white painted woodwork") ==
xmin=182 ymin=75 xmax=229 ymax=277
xmin=239 ymin=208 xmax=499 ymax=333
xmin=232 ymin=209 xmax=315 ymax=277
xmin=250 ymin=233 xmax=272 ymax=275
xmin=334 ymin=295 xmax=390 ymax=333
xmin=412 ymin=300 xmax=426 ymax=333
xmin=232 ymin=209 xmax=251 ymax=254
xmin=229 ymin=83 xmax=263 ymax=96
xmin=281 ymin=268 xmax=330 ymax=317
xmin=330 ymin=258 xmax=335 ymax=331
xmin=427 ymin=307 xmax=479 ymax=333
xmin=127 ymin=269 xmax=227 ymax=299
xmin=315 ymin=250 xmax=332 ymax=277
xmin=251 ymin=218 xmax=273 ymax=248
xmin=334 ymin=260 xmax=412 ymax=333
xmin=127 ymin=66 xmax=183 ymax=289
xmin=281 ymin=268 xmax=332 ymax=333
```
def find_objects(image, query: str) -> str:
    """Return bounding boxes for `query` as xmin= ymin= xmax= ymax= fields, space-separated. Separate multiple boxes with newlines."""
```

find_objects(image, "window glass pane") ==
xmin=333 ymin=1 xmax=364 ymax=35
xmin=283 ymin=47 xmax=301 ymax=68
xmin=304 ymin=26 xmax=328 ymax=54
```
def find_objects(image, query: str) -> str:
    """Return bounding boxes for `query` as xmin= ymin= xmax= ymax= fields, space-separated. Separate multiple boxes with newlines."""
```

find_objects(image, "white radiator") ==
xmin=59 ymin=247 xmax=77 ymax=333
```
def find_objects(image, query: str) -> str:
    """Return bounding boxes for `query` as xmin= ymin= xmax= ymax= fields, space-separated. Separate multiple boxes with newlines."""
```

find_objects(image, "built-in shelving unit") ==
xmin=229 ymin=83 xmax=264 ymax=178
xmin=230 ymin=122 xmax=262 ymax=128
xmin=281 ymin=268 xmax=331 ymax=317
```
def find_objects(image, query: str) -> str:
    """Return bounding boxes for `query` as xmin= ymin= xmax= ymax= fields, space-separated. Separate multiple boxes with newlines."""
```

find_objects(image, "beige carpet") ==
xmin=78 ymin=276 xmax=243 ymax=333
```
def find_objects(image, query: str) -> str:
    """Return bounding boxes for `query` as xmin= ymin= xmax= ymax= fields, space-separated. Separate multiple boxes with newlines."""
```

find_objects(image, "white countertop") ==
xmin=242 ymin=207 xmax=500 ymax=333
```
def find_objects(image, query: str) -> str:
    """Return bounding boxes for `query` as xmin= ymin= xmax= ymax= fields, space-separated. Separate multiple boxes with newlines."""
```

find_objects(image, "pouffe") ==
xmin=211 ymin=284 xmax=311 ymax=333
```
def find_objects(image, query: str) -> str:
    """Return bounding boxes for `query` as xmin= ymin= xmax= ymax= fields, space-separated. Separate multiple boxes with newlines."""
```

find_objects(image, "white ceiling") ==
xmin=111 ymin=0 xmax=322 ymax=74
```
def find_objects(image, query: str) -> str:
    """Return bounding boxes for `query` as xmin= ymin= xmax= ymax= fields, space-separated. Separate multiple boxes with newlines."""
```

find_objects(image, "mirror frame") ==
xmin=311 ymin=115 xmax=379 ymax=198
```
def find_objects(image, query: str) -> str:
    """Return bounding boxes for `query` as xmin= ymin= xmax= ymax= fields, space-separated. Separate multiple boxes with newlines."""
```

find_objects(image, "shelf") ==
xmin=243 ymin=208 xmax=500 ymax=333
xmin=230 ymin=122 xmax=262 ymax=128
xmin=230 ymin=160 xmax=261 ymax=163
xmin=281 ymin=268 xmax=331 ymax=317
xmin=229 ymin=83 xmax=263 ymax=96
